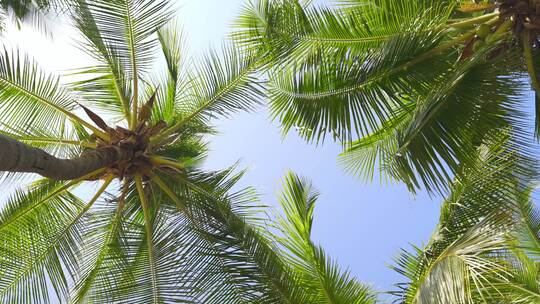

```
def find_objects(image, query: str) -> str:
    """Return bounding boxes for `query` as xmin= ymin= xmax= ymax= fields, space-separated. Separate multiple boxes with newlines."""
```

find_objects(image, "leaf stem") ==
xmin=126 ymin=2 xmax=139 ymax=130
xmin=150 ymin=174 xmax=189 ymax=215
xmin=523 ymin=31 xmax=540 ymax=92
xmin=135 ymin=176 xmax=159 ymax=303
xmin=149 ymin=156 xmax=184 ymax=170
xmin=447 ymin=12 xmax=499 ymax=29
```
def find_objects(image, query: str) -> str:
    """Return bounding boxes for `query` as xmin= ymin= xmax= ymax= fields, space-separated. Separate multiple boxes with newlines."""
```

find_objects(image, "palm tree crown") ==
xmin=234 ymin=0 xmax=540 ymax=193
xmin=0 ymin=0 xmax=293 ymax=302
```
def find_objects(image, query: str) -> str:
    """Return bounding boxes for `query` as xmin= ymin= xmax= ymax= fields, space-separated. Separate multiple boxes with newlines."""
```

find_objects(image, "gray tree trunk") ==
xmin=0 ymin=134 xmax=119 ymax=180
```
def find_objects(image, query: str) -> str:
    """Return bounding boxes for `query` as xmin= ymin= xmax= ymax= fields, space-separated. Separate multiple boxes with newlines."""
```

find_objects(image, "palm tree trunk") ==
xmin=0 ymin=134 xmax=119 ymax=180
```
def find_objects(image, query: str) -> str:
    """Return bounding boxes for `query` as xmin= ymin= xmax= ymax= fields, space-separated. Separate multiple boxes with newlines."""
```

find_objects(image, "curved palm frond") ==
xmin=70 ymin=0 xmax=174 ymax=124
xmin=268 ymin=27 xmax=450 ymax=144
xmin=153 ymin=169 xmax=309 ymax=304
xmin=390 ymin=132 xmax=532 ymax=303
xmin=152 ymin=20 xmax=189 ymax=125
xmin=233 ymin=0 xmax=454 ymax=64
xmin=334 ymin=39 xmax=536 ymax=193
xmin=272 ymin=172 xmax=376 ymax=304
xmin=386 ymin=46 xmax=532 ymax=192
xmin=0 ymin=177 xmax=112 ymax=303
xmin=151 ymin=44 xmax=265 ymax=146
xmin=0 ymin=49 xmax=102 ymax=135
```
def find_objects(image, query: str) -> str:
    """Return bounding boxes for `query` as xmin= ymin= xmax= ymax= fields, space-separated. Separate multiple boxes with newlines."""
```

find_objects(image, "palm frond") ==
xmin=233 ymin=0 xmax=453 ymax=65
xmin=71 ymin=0 xmax=174 ymax=123
xmin=272 ymin=172 xmax=376 ymax=304
xmin=268 ymin=27 xmax=449 ymax=143
xmin=69 ymin=181 xmax=130 ymax=303
xmin=391 ymin=47 xmax=532 ymax=192
xmin=338 ymin=42 xmax=536 ymax=193
xmin=150 ymin=20 xmax=189 ymax=125
xmin=0 ymin=48 xmax=80 ymax=132
xmin=152 ymin=45 xmax=264 ymax=145
xmin=338 ymin=102 xmax=412 ymax=183
xmin=147 ymin=168 xmax=311 ymax=304
xmin=391 ymin=132 xmax=528 ymax=303
xmin=515 ymin=188 xmax=540 ymax=258
xmin=0 ymin=179 xmax=95 ymax=303
xmin=69 ymin=180 xmax=146 ymax=303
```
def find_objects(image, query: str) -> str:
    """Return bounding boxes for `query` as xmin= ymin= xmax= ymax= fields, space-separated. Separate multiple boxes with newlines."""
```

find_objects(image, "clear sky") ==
xmin=0 ymin=0 xmax=446 ymax=297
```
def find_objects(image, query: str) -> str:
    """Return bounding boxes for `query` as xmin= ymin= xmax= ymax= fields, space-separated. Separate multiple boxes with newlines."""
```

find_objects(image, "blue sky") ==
xmin=0 ymin=0 xmax=448 ymax=296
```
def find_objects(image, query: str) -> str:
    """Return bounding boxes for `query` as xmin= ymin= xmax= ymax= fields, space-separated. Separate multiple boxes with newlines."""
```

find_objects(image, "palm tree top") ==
xmin=233 ymin=0 xmax=540 ymax=194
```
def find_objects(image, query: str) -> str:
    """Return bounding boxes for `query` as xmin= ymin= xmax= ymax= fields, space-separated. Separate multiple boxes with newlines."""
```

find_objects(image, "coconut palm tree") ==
xmin=234 ymin=0 xmax=540 ymax=193
xmin=0 ymin=0 xmax=372 ymax=302
xmin=389 ymin=132 xmax=540 ymax=303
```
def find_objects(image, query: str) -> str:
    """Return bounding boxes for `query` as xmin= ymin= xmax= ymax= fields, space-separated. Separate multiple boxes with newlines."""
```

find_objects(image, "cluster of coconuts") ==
xmin=498 ymin=0 xmax=540 ymax=35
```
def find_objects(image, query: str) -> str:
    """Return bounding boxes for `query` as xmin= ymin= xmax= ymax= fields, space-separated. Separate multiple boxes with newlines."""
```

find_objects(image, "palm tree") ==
xmin=389 ymin=132 xmax=540 ymax=303
xmin=234 ymin=0 xmax=540 ymax=193
xmin=0 ymin=0 xmax=368 ymax=302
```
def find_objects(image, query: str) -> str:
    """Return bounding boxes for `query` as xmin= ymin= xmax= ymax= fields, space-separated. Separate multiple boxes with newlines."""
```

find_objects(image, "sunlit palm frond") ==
xmin=182 ymin=44 xmax=263 ymax=120
xmin=152 ymin=44 xmax=265 ymax=146
xmin=234 ymin=0 xmax=453 ymax=65
xmin=392 ymin=48 xmax=533 ymax=193
xmin=338 ymin=41 xmax=536 ymax=193
xmin=0 ymin=178 xmax=112 ymax=304
xmin=166 ymin=169 xmax=309 ymax=304
xmin=153 ymin=20 xmax=189 ymax=125
xmin=391 ymin=132 xmax=528 ymax=303
xmin=268 ymin=27 xmax=450 ymax=143
xmin=71 ymin=0 xmax=174 ymax=124
xmin=272 ymin=172 xmax=376 ymax=304
xmin=69 ymin=180 xmax=135 ymax=303
xmin=515 ymin=188 xmax=540 ymax=258
xmin=68 ymin=64 xmax=132 ymax=122
xmin=393 ymin=218 xmax=511 ymax=304
xmin=99 ymin=179 xmax=199 ymax=304
xmin=337 ymin=104 xmax=412 ymax=183
xmin=0 ymin=49 xmax=79 ymax=132
xmin=66 ymin=164 xmax=309 ymax=303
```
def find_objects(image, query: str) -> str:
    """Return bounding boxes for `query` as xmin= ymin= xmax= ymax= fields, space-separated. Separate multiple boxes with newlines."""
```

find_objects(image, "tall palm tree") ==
xmin=0 ymin=0 xmax=364 ymax=302
xmin=234 ymin=0 xmax=540 ymax=193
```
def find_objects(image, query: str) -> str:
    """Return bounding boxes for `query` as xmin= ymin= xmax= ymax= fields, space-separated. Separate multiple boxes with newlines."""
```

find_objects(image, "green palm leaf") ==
xmin=0 ymin=179 xmax=101 ymax=303
xmin=272 ymin=172 xmax=376 ymax=304
xmin=152 ymin=44 xmax=264 ymax=146
xmin=71 ymin=0 xmax=174 ymax=125
xmin=0 ymin=49 xmax=78 ymax=132
xmin=391 ymin=132 xmax=531 ymax=303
